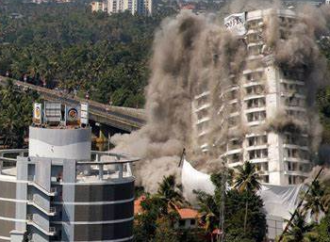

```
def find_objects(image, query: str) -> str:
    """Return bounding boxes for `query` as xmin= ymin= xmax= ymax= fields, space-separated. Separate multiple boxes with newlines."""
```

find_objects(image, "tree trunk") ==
xmin=244 ymin=200 xmax=249 ymax=235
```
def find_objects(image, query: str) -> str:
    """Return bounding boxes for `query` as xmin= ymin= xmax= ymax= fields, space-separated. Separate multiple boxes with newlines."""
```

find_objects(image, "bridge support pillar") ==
xmin=97 ymin=125 xmax=108 ymax=143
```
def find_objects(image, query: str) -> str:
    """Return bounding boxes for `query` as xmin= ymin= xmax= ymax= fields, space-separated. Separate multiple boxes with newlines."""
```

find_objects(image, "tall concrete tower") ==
xmin=192 ymin=9 xmax=313 ymax=186
xmin=0 ymin=102 xmax=137 ymax=242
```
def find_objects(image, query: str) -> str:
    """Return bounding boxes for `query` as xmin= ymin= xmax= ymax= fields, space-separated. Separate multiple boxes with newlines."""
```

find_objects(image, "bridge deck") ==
xmin=0 ymin=77 xmax=146 ymax=132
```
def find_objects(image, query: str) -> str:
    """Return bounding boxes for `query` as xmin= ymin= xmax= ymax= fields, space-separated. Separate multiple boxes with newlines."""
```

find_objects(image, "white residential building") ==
xmin=91 ymin=1 xmax=107 ymax=12
xmin=192 ymin=9 xmax=313 ymax=186
xmin=91 ymin=0 xmax=153 ymax=16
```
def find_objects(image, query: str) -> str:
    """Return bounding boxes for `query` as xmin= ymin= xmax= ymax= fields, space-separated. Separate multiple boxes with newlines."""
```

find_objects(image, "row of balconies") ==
xmin=27 ymin=194 xmax=56 ymax=216
xmin=28 ymin=176 xmax=57 ymax=196
xmin=27 ymin=214 xmax=56 ymax=236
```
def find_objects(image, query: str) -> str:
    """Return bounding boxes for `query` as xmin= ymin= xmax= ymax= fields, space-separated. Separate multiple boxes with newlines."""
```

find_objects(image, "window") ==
xmin=248 ymin=135 xmax=267 ymax=146
xmin=284 ymin=134 xmax=308 ymax=146
xmin=286 ymin=110 xmax=306 ymax=120
xmin=299 ymin=164 xmax=310 ymax=173
xmin=228 ymin=116 xmax=238 ymax=127
xmin=231 ymin=102 xmax=238 ymax=112
xmin=197 ymin=121 xmax=209 ymax=132
xmin=228 ymin=153 xmax=241 ymax=163
xmin=197 ymin=109 xmax=208 ymax=120
xmin=284 ymin=97 xmax=305 ymax=107
xmin=179 ymin=220 xmax=185 ymax=227
xmin=246 ymin=98 xmax=265 ymax=109
xmin=248 ymin=46 xmax=262 ymax=56
xmin=263 ymin=175 xmax=269 ymax=183
xmin=229 ymin=139 xmax=241 ymax=150
xmin=288 ymin=175 xmax=298 ymax=185
xmin=249 ymin=149 xmax=268 ymax=160
xmin=190 ymin=219 xmax=196 ymax=226
xmin=247 ymin=20 xmax=262 ymax=29
xmin=246 ymin=85 xmax=264 ymax=96
xmin=247 ymin=33 xmax=262 ymax=43
xmin=247 ymin=111 xmax=266 ymax=122
xmin=281 ymin=83 xmax=305 ymax=95
xmin=287 ymin=149 xmax=299 ymax=158
xmin=196 ymin=96 xmax=209 ymax=107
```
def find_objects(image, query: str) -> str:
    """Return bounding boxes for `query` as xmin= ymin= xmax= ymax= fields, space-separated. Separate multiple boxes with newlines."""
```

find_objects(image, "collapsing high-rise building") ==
xmin=192 ymin=9 xmax=317 ymax=186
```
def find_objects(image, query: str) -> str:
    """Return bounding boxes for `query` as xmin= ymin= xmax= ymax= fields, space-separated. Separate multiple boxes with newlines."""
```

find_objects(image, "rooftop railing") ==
xmin=0 ymin=149 xmax=139 ymax=182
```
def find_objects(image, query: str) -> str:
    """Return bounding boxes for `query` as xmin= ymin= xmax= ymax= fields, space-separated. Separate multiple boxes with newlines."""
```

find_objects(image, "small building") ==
xmin=91 ymin=1 xmax=107 ymax=12
xmin=175 ymin=208 xmax=199 ymax=229
xmin=134 ymin=196 xmax=199 ymax=229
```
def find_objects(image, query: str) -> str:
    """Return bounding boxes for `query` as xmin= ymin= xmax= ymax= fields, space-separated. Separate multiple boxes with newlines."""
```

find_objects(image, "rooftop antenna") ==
xmin=178 ymin=148 xmax=186 ymax=168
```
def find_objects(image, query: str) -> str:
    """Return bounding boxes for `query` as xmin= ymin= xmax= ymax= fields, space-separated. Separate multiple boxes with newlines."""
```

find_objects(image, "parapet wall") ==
xmin=29 ymin=127 xmax=91 ymax=160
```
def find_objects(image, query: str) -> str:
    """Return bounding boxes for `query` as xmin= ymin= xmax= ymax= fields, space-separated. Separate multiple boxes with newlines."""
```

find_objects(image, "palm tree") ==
xmin=234 ymin=161 xmax=261 ymax=193
xmin=195 ymin=191 xmax=218 ymax=242
xmin=302 ymin=180 xmax=330 ymax=223
xmin=281 ymin=210 xmax=318 ymax=242
xmin=233 ymin=161 xmax=261 ymax=235
xmin=156 ymin=175 xmax=184 ymax=215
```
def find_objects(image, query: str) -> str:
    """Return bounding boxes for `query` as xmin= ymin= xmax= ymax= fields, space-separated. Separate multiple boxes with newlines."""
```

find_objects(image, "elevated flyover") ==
xmin=0 ymin=77 xmax=147 ymax=132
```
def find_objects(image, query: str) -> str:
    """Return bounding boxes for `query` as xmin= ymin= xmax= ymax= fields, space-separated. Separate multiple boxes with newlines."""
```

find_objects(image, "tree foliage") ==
xmin=0 ymin=0 xmax=175 ymax=108
xmin=0 ymin=79 xmax=39 ymax=147
xmin=195 ymin=162 xmax=267 ymax=242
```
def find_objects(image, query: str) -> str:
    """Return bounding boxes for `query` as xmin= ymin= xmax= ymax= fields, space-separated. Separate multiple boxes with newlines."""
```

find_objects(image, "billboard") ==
xmin=81 ymin=103 xmax=89 ymax=126
xmin=33 ymin=103 xmax=42 ymax=125
xmin=44 ymin=102 xmax=62 ymax=125
xmin=224 ymin=12 xmax=247 ymax=36
xmin=66 ymin=105 xmax=80 ymax=126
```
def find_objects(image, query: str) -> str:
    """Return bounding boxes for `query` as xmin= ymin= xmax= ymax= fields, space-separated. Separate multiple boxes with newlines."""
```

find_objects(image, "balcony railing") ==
xmin=26 ymin=214 xmax=56 ymax=236
xmin=27 ymin=195 xmax=56 ymax=216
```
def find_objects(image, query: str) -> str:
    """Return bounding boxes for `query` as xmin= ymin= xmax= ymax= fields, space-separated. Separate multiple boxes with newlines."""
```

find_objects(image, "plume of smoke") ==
xmin=263 ymin=4 xmax=330 ymax=152
xmin=112 ymin=3 xmax=330 ymax=192
xmin=111 ymin=12 xmax=243 ymax=192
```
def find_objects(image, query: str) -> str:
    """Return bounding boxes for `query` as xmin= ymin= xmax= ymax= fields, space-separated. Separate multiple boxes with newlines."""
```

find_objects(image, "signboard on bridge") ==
xmin=33 ymin=103 xmax=42 ymax=125
xmin=44 ymin=102 xmax=62 ymax=126
xmin=66 ymin=105 xmax=81 ymax=126
xmin=81 ymin=103 xmax=89 ymax=126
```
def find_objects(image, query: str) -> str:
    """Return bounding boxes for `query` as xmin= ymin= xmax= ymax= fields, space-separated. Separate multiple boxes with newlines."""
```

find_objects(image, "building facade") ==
xmin=0 ymin=103 xmax=137 ymax=242
xmin=91 ymin=0 xmax=153 ymax=16
xmin=192 ymin=9 xmax=312 ymax=186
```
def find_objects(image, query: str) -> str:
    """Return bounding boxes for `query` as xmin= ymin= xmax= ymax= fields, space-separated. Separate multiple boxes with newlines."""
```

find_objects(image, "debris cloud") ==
xmin=112 ymin=3 xmax=330 ymax=192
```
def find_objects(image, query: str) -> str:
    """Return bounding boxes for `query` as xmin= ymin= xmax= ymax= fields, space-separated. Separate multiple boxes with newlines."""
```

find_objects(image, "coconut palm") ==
xmin=195 ymin=190 xmax=218 ymax=242
xmin=233 ymin=161 xmax=261 ymax=234
xmin=234 ymin=161 xmax=261 ymax=194
xmin=281 ymin=210 xmax=318 ymax=242
xmin=156 ymin=175 xmax=184 ymax=215
xmin=303 ymin=180 xmax=330 ymax=223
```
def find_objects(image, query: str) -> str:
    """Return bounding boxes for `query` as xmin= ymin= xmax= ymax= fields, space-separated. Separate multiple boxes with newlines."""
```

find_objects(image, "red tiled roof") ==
xmin=177 ymin=208 xmax=199 ymax=219
xmin=134 ymin=196 xmax=146 ymax=215
xmin=181 ymin=4 xmax=195 ymax=10
xmin=134 ymin=196 xmax=199 ymax=220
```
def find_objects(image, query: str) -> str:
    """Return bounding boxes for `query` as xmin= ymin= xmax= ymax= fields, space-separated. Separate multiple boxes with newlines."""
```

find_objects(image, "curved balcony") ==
xmin=283 ymin=157 xmax=310 ymax=164
xmin=282 ymin=144 xmax=309 ymax=151
xmin=284 ymin=170 xmax=309 ymax=177
xmin=27 ymin=195 xmax=56 ymax=216
xmin=244 ymin=107 xmax=266 ymax=114
xmin=194 ymin=103 xmax=211 ymax=113
xmin=194 ymin=91 xmax=210 ymax=100
xmin=27 ymin=214 xmax=56 ymax=236
xmin=196 ymin=117 xmax=210 ymax=125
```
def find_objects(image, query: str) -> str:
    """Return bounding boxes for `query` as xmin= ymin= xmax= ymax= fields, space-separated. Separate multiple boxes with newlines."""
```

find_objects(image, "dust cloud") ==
xmin=111 ymin=2 xmax=330 ymax=192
